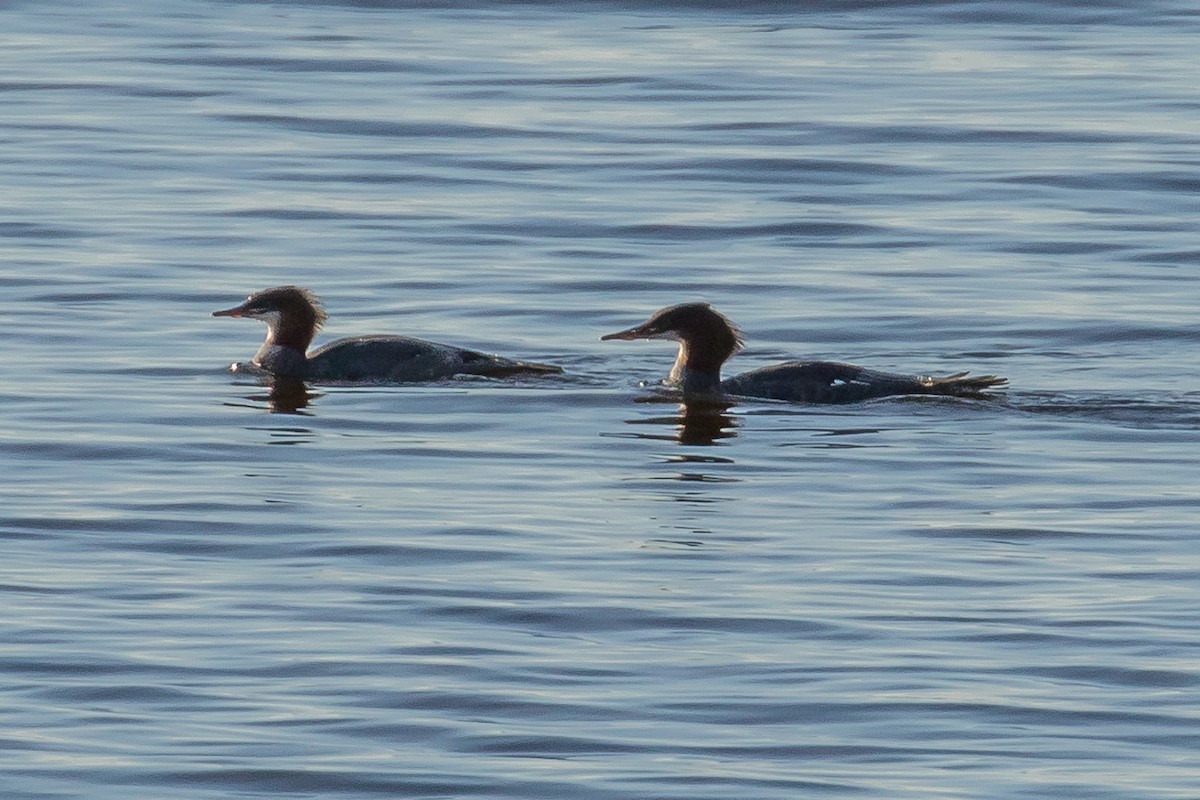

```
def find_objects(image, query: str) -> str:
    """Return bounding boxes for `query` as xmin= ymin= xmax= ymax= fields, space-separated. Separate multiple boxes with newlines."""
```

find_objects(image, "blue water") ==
xmin=2 ymin=1 xmax=1199 ymax=798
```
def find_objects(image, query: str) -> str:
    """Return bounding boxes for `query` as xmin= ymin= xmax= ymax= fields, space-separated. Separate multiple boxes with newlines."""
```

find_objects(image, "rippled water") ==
xmin=2 ymin=1 xmax=1199 ymax=798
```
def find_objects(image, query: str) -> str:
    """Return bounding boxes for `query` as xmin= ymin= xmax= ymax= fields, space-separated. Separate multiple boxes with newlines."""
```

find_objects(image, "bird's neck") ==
xmin=265 ymin=312 xmax=315 ymax=351
xmin=668 ymin=339 xmax=727 ymax=394
xmin=254 ymin=317 xmax=314 ymax=378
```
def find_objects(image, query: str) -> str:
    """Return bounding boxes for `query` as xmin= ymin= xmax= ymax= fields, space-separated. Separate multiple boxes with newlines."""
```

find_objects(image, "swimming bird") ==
xmin=213 ymin=285 xmax=561 ymax=382
xmin=601 ymin=302 xmax=1005 ymax=403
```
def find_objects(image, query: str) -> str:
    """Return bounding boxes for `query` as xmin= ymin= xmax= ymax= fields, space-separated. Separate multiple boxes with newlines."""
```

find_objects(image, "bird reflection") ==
xmin=626 ymin=395 xmax=739 ymax=445
xmin=262 ymin=377 xmax=318 ymax=414
xmin=221 ymin=376 xmax=319 ymax=415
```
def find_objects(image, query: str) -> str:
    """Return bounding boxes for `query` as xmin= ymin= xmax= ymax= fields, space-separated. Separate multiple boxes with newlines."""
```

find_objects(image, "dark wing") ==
xmin=307 ymin=336 xmax=559 ymax=383
xmin=722 ymin=361 xmax=1005 ymax=403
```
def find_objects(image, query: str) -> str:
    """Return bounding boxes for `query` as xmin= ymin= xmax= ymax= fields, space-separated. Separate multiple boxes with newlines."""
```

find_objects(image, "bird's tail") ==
xmin=512 ymin=360 xmax=563 ymax=376
xmin=921 ymin=371 xmax=1008 ymax=396
xmin=481 ymin=358 xmax=563 ymax=378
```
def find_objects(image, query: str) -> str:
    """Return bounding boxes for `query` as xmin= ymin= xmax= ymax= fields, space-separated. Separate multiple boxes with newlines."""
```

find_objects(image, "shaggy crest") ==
xmin=262 ymin=285 xmax=327 ymax=331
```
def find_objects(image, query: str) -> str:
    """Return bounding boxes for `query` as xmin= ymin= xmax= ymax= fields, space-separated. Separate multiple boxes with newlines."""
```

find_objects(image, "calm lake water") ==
xmin=2 ymin=1 xmax=1198 ymax=798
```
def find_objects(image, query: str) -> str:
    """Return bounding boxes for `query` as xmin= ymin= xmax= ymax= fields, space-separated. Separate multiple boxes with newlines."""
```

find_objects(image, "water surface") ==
xmin=2 ymin=1 xmax=1199 ymax=798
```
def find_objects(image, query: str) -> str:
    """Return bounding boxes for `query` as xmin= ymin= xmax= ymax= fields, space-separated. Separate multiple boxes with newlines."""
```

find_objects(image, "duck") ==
xmin=602 ymin=302 xmax=1005 ymax=403
xmin=213 ymin=285 xmax=561 ymax=382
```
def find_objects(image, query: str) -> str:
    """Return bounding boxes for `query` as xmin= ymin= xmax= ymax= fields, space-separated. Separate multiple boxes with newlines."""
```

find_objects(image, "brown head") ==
xmin=601 ymin=302 xmax=743 ymax=381
xmin=212 ymin=285 xmax=327 ymax=353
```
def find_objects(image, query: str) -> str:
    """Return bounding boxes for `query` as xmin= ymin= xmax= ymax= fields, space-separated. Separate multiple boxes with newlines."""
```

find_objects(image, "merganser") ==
xmin=602 ymin=302 xmax=1006 ymax=403
xmin=213 ymin=286 xmax=561 ymax=382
